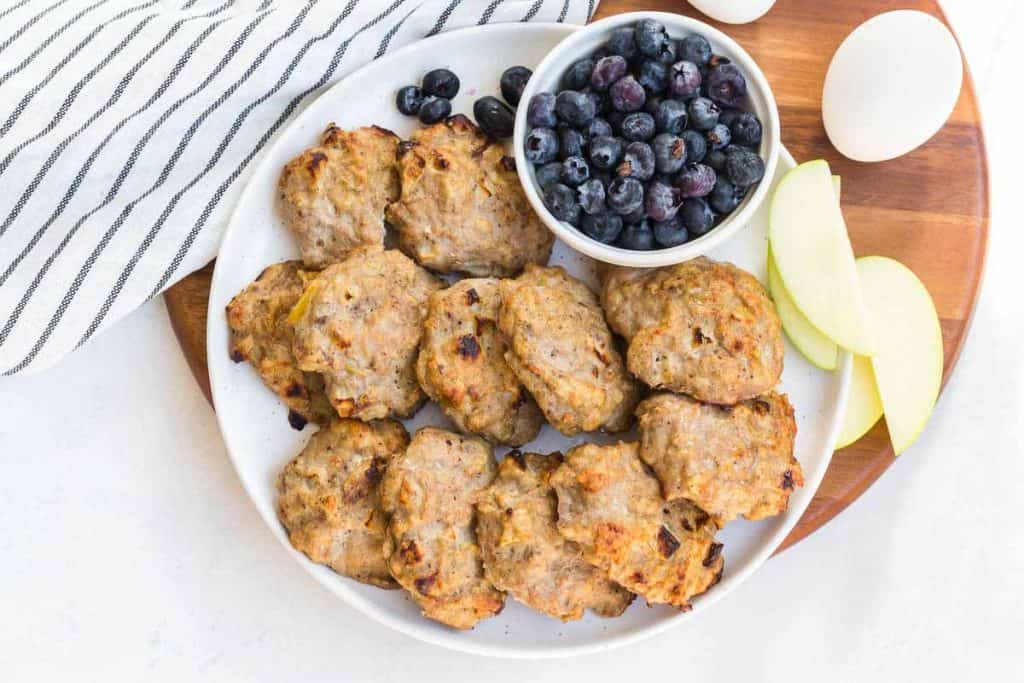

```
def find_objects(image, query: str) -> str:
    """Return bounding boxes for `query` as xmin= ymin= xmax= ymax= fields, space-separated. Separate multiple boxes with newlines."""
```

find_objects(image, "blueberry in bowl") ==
xmin=514 ymin=12 xmax=779 ymax=267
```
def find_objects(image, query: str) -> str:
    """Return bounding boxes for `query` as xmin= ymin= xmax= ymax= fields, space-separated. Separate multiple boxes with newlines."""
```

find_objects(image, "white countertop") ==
xmin=1 ymin=1 xmax=1021 ymax=679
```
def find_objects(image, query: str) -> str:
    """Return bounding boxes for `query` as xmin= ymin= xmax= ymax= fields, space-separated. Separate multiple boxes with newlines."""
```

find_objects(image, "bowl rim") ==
xmin=513 ymin=11 xmax=781 ymax=268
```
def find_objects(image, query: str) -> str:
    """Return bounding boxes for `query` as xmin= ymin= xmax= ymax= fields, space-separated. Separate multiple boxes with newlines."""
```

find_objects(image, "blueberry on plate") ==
xmin=637 ymin=60 xmax=669 ymax=95
xmin=527 ymin=93 xmax=557 ymax=128
xmin=555 ymin=90 xmax=597 ymax=127
xmin=652 ymin=133 xmax=687 ymax=174
xmin=607 ymin=176 xmax=644 ymax=215
xmin=609 ymin=75 xmax=646 ymax=113
xmin=705 ymin=148 xmax=727 ymax=172
xmin=563 ymin=58 xmax=595 ymax=91
xmin=422 ymin=68 xmax=459 ymax=99
xmin=669 ymin=60 xmax=701 ymax=99
xmin=653 ymin=37 xmax=677 ymax=65
xmin=544 ymin=183 xmax=581 ymax=224
xmin=396 ymin=85 xmax=423 ymax=115
xmin=473 ymin=96 xmax=515 ymax=138
xmin=645 ymin=181 xmax=682 ymax=222
xmin=500 ymin=66 xmax=532 ymax=106
xmin=561 ymin=155 xmax=591 ymax=186
xmin=681 ymin=129 xmax=707 ymax=163
xmin=679 ymin=197 xmax=716 ymax=236
xmin=688 ymin=97 xmax=720 ymax=130
xmin=534 ymin=161 xmax=564 ymax=190
xmin=654 ymin=99 xmax=688 ymax=134
xmin=717 ymin=108 xmax=741 ymax=129
xmin=621 ymin=112 xmax=656 ymax=142
xmin=620 ymin=205 xmax=647 ymax=225
xmin=706 ymin=63 xmax=747 ymax=108
xmin=585 ymin=117 xmax=613 ymax=140
xmin=616 ymin=141 xmax=656 ymax=181
xmin=652 ymin=214 xmax=689 ymax=247
xmin=559 ymin=127 xmax=587 ymax=160
xmin=590 ymin=55 xmax=628 ymax=91
xmin=705 ymin=123 xmax=731 ymax=151
xmin=589 ymin=135 xmax=624 ymax=170
xmin=634 ymin=19 xmax=668 ymax=58
xmin=730 ymin=111 xmax=762 ymax=147
xmin=618 ymin=219 xmax=656 ymax=250
xmin=679 ymin=33 xmax=712 ymax=68
xmin=524 ymin=127 xmax=559 ymax=164
xmin=418 ymin=96 xmax=451 ymax=124
xmin=675 ymin=163 xmax=717 ymax=198
xmin=724 ymin=146 xmax=765 ymax=187
xmin=580 ymin=212 xmax=623 ymax=244
xmin=708 ymin=176 xmax=746 ymax=214
xmin=577 ymin=178 xmax=607 ymax=215
xmin=606 ymin=28 xmax=638 ymax=60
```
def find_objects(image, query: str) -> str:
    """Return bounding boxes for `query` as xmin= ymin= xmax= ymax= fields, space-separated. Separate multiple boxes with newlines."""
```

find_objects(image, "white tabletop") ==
xmin=1 ymin=1 xmax=1021 ymax=679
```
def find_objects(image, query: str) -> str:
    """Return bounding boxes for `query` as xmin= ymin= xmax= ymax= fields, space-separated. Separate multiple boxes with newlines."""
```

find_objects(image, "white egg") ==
xmin=822 ymin=10 xmax=962 ymax=162
xmin=686 ymin=0 xmax=776 ymax=24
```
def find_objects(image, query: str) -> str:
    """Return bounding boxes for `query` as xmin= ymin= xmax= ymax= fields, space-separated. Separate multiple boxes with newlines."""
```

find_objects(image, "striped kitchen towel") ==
xmin=0 ymin=0 xmax=598 ymax=375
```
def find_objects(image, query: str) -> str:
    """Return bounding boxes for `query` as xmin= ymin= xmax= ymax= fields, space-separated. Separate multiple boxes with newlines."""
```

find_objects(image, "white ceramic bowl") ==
xmin=514 ymin=12 xmax=780 ymax=268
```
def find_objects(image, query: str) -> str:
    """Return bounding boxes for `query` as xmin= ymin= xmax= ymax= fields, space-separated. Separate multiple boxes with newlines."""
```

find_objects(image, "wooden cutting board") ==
xmin=164 ymin=0 xmax=989 ymax=553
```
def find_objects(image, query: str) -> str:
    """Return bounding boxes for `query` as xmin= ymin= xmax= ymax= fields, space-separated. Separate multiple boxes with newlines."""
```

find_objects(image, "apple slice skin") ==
xmin=767 ymin=251 xmax=838 ymax=371
xmin=769 ymin=159 xmax=875 ymax=355
xmin=856 ymin=256 xmax=943 ymax=455
xmin=835 ymin=354 xmax=883 ymax=449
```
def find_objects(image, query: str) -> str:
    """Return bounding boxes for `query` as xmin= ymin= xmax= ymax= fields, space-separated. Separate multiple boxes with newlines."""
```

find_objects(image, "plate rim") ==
xmin=207 ymin=22 xmax=852 ymax=659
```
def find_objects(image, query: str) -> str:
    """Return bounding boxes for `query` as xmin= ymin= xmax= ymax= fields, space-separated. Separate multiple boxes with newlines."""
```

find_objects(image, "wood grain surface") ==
xmin=163 ymin=0 xmax=989 ymax=553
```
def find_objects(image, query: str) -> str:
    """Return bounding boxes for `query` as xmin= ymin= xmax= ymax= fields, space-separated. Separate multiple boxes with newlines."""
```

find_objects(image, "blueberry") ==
xmin=609 ymin=75 xmax=646 ymax=112
xmin=654 ymin=99 xmax=688 ymax=134
xmin=669 ymin=60 xmax=702 ymax=99
xmin=616 ymin=141 xmax=655 ymax=181
xmin=679 ymin=34 xmax=712 ymax=68
xmin=618 ymin=220 xmax=656 ymax=250
xmin=688 ymin=97 xmax=720 ymax=131
xmin=718 ymin=108 xmax=741 ymax=129
xmin=652 ymin=133 xmax=686 ymax=174
xmin=621 ymin=205 xmax=647 ymax=225
xmin=535 ymin=161 xmax=564 ymax=190
xmin=589 ymin=135 xmax=624 ymax=170
xmin=643 ymin=94 xmax=663 ymax=116
xmin=606 ymin=28 xmax=638 ymax=60
xmin=708 ymin=176 xmax=746 ymax=214
xmin=607 ymin=176 xmax=644 ymax=215
xmin=675 ymin=163 xmax=717 ymax=198
xmin=561 ymin=155 xmax=590 ymax=186
xmin=634 ymin=19 xmax=668 ymax=58
xmin=499 ymin=66 xmax=532 ymax=107
xmin=644 ymin=181 xmax=682 ymax=222
xmin=577 ymin=178 xmax=607 ymax=215
xmin=473 ymin=96 xmax=515 ymax=138
xmin=562 ymin=58 xmax=595 ymax=91
xmin=590 ymin=55 xmax=628 ymax=91
xmin=621 ymin=112 xmax=656 ymax=141
xmin=583 ymin=89 xmax=608 ymax=115
xmin=679 ymin=197 xmax=716 ymax=236
xmin=706 ymin=63 xmax=747 ymax=108
xmin=637 ymin=60 xmax=668 ymax=95
xmin=559 ymin=126 xmax=586 ymax=160
xmin=422 ymin=68 xmax=459 ymax=99
xmin=524 ymin=127 xmax=559 ymax=164
xmin=543 ymin=183 xmax=581 ymax=224
xmin=652 ymin=215 xmax=689 ymax=247
xmin=396 ymin=85 xmax=423 ymax=115
xmin=705 ymin=148 xmax=727 ymax=173
xmin=730 ymin=111 xmax=762 ymax=147
xmin=705 ymin=123 xmax=731 ymax=151
xmin=580 ymin=212 xmax=623 ymax=244
xmin=418 ymin=96 xmax=451 ymax=124
xmin=555 ymin=90 xmax=597 ymax=127
xmin=586 ymin=117 xmax=613 ymax=140
xmin=527 ymin=93 xmax=557 ymax=128
xmin=654 ymin=37 xmax=677 ymax=65
xmin=681 ymin=129 xmax=707 ymax=163
xmin=725 ymin=146 xmax=765 ymax=187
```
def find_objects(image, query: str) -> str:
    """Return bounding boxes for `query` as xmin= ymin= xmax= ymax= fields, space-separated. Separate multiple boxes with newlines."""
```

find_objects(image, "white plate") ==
xmin=207 ymin=22 xmax=851 ymax=659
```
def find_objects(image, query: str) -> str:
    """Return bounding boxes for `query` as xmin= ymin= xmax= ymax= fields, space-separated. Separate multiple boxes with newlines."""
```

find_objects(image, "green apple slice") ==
xmin=769 ymin=159 xmax=875 ymax=355
xmin=856 ymin=256 xmax=943 ymax=455
xmin=767 ymin=175 xmax=841 ymax=371
xmin=835 ymin=354 xmax=883 ymax=448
